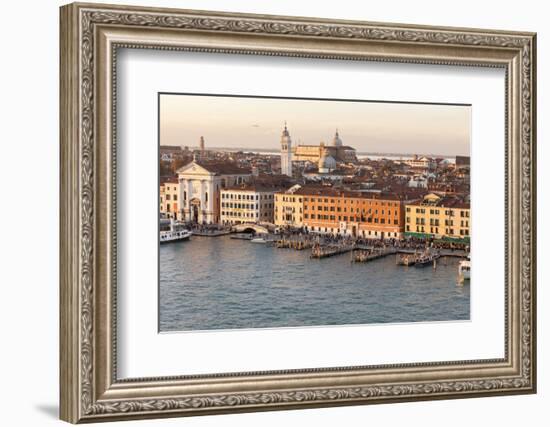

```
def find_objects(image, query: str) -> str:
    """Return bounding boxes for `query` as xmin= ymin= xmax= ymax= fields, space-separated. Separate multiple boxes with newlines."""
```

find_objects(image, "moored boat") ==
xmin=458 ymin=257 xmax=471 ymax=283
xmin=160 ymin=218 xmax=192 ymax=243
xmin=414 ymin=249 xmax=440 ymax=267
xmin=250 ymin=237 xmax=267 ymax=244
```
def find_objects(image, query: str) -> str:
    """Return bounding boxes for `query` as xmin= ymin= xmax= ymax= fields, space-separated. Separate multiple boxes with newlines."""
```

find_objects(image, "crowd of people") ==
xmin=273 ymin=226 xmax=468 ymax=252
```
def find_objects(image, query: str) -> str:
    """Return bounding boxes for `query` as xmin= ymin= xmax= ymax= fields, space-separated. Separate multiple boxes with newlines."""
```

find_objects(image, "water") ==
xmin=159 ymin=236 xmax=470 ymax=332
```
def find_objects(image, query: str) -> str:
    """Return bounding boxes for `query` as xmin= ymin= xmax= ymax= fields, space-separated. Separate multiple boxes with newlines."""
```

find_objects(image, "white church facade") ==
xmin=176 ymin=161 xmax=252 ymax=224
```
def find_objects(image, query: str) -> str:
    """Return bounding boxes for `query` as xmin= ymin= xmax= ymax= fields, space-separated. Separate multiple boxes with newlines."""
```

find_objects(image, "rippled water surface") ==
xmin=160 ymin=236 xmax=470 ymax=331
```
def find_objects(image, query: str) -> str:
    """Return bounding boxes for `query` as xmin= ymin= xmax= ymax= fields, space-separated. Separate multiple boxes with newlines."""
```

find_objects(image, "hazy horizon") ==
xmin=160 ymin=94 xmax=471 ymax=157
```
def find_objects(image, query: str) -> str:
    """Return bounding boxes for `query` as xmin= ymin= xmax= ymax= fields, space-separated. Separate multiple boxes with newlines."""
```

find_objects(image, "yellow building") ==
xmin=292 ymin=130 xmax=357 ymax=164
xmin=405 ymin=193 xmax=470 ymax=241
xmin=274 ymin=184 xmax=304 ymax=228
xmin=160 ymin=177 xmax=180 ymax=219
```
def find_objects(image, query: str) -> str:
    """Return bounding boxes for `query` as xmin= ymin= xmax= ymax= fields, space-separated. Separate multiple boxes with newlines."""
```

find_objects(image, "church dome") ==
xmin=330 ymin=129 xmax=343 ymax=147
xmin=318 ymin=151 xmax=336 ymax=173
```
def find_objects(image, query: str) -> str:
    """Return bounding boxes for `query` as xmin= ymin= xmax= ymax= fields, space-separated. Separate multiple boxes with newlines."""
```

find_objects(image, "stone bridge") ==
xmin=232 ymin=223 xmax=272 ymax=234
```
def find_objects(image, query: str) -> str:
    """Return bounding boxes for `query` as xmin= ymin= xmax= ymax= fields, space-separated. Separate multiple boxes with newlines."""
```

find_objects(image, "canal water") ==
xmin=159 ymin=236 xmax=470 ymax=332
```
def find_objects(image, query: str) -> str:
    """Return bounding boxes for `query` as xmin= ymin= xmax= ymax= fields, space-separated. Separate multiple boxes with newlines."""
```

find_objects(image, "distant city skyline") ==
xmin=160 ymin=94 xmax=471 ymax=157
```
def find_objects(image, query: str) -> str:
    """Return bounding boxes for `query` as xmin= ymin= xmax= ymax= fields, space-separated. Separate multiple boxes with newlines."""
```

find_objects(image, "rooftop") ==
xmin=160 ymin=176 xmax=178 ymax=185
xmin=282 ymin=185 xmax=419 ymax=201
xmin=408 ymin=195 xmax=470 ymax=209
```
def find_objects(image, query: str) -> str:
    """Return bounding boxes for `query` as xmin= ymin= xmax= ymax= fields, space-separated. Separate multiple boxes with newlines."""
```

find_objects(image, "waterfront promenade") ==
xmin=204 ymin=225 xmax=469 ymax=260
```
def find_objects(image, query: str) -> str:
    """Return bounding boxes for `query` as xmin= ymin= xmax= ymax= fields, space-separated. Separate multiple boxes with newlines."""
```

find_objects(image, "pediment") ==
xmin=176 ymin=161 xmax=211 ymax=176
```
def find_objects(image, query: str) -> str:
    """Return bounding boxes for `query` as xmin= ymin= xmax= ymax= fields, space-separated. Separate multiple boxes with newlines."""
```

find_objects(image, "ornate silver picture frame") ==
xmin=60 ymin=2 xmax=536 ymax=423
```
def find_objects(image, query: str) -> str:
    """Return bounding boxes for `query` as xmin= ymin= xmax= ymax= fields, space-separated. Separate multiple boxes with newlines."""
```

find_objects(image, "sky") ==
xmin=160 ymin=94 xmax=471 ymax=157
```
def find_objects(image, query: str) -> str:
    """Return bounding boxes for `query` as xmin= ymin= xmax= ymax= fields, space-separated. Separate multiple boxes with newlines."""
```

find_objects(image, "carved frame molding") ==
xmin=60 ymin=2 xmax=536 ymax=423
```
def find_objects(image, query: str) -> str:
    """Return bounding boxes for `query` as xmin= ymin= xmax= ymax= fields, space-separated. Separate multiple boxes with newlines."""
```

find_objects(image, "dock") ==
xmin=351 ymin=247 xmax=397 ymax=263
xmin=311 ymin=243 xmax=354 ymax=259
xmin=276 ymin=237 xmax=314 ymax=250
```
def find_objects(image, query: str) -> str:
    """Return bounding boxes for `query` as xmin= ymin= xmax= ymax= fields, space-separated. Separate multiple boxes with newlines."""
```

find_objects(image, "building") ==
xmin=160 ymin=145 xmax=183 ymax=161
xmin=403 ymin=155 xmax=436 ymax=171
xmin=318 ymin=145 xmax=337 ymax=173
xmin=280 ymin=123 xmax=292 ymax=177
xmin=176 ymin=160 xmax=252 ymax=224
xmin=300 ymin=186 xmax=411 ymax=238
xmin=220 ymin=183 xmax=280 ymax=225
xmin=292 ymin=129 xmax=357 ymax=164
xmin=274 ymin=184 xmax=304 ymax=228
xmin=455 ymin=155 xmax=470 ymax=168
xmin=159 ymin=176 xmax=179 ymax=219
xmin=405 ymin=193 xmax=470 ymax=241
xmin=199 ymin=135 xmax=205 ymax=153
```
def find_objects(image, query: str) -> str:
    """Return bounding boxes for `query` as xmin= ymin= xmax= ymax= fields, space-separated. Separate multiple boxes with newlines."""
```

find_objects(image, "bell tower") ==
xmin=280 ymin=122 xmax=292 ymax=177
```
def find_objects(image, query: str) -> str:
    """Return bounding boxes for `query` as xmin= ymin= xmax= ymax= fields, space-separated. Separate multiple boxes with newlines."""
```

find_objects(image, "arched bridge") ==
xmin=232 ymin=223 xmax=271 ymax=234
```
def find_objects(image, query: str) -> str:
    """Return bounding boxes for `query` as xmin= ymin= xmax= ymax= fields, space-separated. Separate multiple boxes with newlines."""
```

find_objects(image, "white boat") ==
xmin=250 ymin=237 xmax=267 ymax=244
xmin=160 ymin=218 xmax=192 ymax=243
xmin=458 ymin=257 xmax=471 ymax=283
xmin=160 ymin=229 xmax=192 ymax=243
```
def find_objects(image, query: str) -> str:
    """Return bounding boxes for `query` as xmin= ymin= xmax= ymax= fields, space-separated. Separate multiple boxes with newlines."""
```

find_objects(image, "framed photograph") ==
xmin=60 ymin=2 xmax=537 ymax=423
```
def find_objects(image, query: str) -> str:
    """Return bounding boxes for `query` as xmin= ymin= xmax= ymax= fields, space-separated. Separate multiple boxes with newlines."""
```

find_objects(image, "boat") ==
xmin=414 ymin=249 xmax=440 ymax=267
xmin=250 ymin=237 xmax=267 ymax=244
xmin=458 ymin=257 xmax=471 ymax=283
xmin=160 ymin=218 xmax=192 ymax=243
xmin=414 ymin=255 xmax=432 ymax=267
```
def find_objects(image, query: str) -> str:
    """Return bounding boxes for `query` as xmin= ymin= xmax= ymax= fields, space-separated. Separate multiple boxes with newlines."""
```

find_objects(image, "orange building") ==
xmin=300 ymin=186 xmax=416 ymax=239
xmin=160 ymin=176 xmax=179 ymax=219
